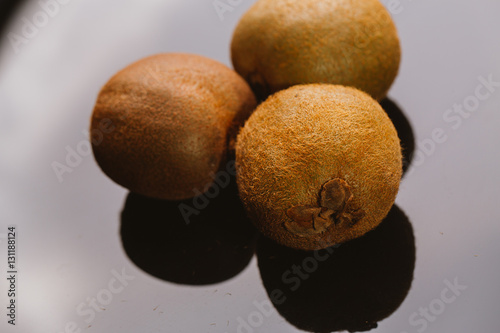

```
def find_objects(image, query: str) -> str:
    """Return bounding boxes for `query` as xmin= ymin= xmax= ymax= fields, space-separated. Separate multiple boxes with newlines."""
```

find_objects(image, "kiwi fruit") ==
xmin=235 ymin=84 xmax=402 ymax=250
xmin=231 ymin=0 xmax=401 ymax=101
xmin=90 ymin=53 xmax=256 ymax=200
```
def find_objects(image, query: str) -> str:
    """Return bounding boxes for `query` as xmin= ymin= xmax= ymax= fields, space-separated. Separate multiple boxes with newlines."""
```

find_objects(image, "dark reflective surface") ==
xmin=380 ymin=98 xmax=415 ymax=174
xmin=120 ymin=178 xmax=258 ymax=285
xmin=257 ymin=205 xmax=415 ymax=332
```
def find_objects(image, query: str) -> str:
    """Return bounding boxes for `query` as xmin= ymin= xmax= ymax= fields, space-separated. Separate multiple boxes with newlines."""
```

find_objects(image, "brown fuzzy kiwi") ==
xmin=90 ymin=53 xmax=256 ymax=200
xmin=231 ymin=0 xmax=401 ymax=101
xmin=235 ymin=84 xmax=402 ymax=250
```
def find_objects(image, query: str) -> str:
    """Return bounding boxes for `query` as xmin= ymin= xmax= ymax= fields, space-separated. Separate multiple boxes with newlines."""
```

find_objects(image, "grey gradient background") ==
xmin=0 ymin=0 xmax=499 ymax=332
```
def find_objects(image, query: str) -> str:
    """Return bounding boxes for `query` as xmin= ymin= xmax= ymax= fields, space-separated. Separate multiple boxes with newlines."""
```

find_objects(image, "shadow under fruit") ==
xmin=380 ymin=98 xmax=415 ymax=175
xmin=120 ymin=178 xmax=258 ymax=285
xmin=256 ymin=205 xmax=416 ymax=332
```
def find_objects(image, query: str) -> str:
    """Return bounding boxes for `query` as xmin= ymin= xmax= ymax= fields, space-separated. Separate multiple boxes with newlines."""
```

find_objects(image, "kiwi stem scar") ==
xmin=285 ymin=178 xmax=366 ymax=237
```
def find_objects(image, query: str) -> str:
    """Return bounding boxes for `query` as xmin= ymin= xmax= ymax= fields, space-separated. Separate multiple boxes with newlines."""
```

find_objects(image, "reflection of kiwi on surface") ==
xmin=257 ymin=205 xmax=416 ymax=332
xmin=231 ymin=0 xmax=401 ymax=101
xmin=90 ymin=53 xmax=256 ymax=200
xmin=120 ymin=178 xmax=258 ymax=285
xmin=236 ymin=84 xmax=402 ymax=250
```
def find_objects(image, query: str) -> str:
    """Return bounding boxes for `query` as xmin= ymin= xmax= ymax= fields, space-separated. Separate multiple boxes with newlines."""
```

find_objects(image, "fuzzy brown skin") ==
xmin=235 ymin=84 xmax=402 ymax=250
xmin=231 ymin=0 xmax=401 ymax=101
xmin=90 ymin=53 xmax=257 ymax=200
